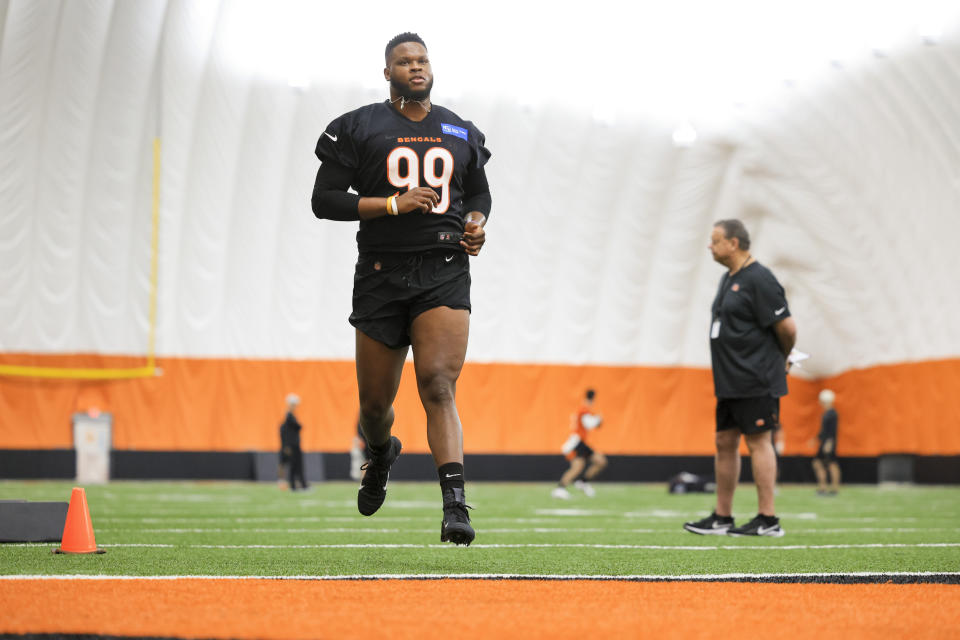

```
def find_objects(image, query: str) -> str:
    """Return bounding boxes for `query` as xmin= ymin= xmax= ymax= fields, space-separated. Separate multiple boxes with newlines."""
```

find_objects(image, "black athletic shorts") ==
xmin=816 ymin=441 xmax=837 ymax=463
xmin=349 ymin=249 xmax=471 ymax=349
xmin=716 ymin=396 xmax=780 ymax=435
xmin=573 ymin=441 xmax=595 ymax=459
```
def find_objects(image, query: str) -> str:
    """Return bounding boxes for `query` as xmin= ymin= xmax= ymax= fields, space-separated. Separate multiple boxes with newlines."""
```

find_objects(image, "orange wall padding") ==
xmin=1 ymin=353 xmax=959 ymax=456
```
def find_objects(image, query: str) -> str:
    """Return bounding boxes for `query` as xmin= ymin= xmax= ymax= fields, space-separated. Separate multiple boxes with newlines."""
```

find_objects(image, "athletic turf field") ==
xmin=2 ymin=480 xmax=958 ymax=579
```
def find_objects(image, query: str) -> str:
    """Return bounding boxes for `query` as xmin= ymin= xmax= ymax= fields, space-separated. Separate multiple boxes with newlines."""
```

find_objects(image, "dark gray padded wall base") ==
xmin=254 ymin=452 xmax=325 ymax=483
xmin=878 ymin=454 xmax=916 ymax=483
xmin=0 ymin=501 xmax=69 ymax=542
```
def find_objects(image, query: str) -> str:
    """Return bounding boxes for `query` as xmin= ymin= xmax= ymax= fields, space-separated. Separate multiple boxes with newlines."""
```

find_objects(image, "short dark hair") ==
xmin=714 ymin=219 xmax=751 ymax=251
xmin=385 ymin=32 xmax=427 ymax=63
xmin=585 ymin=389 xmax=596 ymax=401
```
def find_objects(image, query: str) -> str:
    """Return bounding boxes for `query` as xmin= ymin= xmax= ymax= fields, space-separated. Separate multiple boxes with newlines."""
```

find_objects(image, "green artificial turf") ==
xmin=1 ymin=481 xmax=958 ymax=577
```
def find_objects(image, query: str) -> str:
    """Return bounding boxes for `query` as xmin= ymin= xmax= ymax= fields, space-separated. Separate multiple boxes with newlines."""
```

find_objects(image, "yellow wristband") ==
xmin=386 ymin=195 xmax=394 ymax=215
xmin=386 ymin=195 xmax=399 ymax=216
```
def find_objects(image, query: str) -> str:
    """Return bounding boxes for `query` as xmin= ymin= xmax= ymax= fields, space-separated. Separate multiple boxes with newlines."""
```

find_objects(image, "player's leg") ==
xmin=725 ymin=429 xmax=784 ymax=536
xmin=574 ymin=451 xmax=606 ymax=497
xmin=584 ymin=451 xmax=607 ymax=479
xmin=355 ymin=329 xmax=408 ymax=515
xmin=714 ymin=428 xmax=740 ymax=517
xmin=551 ymin=454 xmax=578 ymax=499
xmin=812 ymin=457 xmax=827 ymax=493
xmin=289 ymin=448 xmax=300 ymax=490
xmin=277 ymin=454 xmax=287 ymax=490
xmin=725 ymin=397 xmax=784 ymax=537
xmin=297 ymin=448 xmax=308 ymax=489
xmin=288 ymin=452 xmax=298 ymax=490
xmin=410 ymin=305 xmax=468 ymax=465
xmin=685 ymin=398 xmax=741 ymax=534
xmin=559 ymin=456 xmax=586 ymax=487
xmin=683 ymin=428 xmax=739 ymax=534
xmin=744 ymin=430 xmax=777 ymax=515
xmin=828 ymin=460 xmax=841 ymax=493
xmin=356 ymin=329 xmax=408 ymax=447
xmin=410 ymin=305 xmax=474 ymax=545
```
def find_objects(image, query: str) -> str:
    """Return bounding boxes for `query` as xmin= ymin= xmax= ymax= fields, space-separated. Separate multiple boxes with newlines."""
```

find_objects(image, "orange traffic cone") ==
xmin=53 ymin=487 xmax=105 ymax=554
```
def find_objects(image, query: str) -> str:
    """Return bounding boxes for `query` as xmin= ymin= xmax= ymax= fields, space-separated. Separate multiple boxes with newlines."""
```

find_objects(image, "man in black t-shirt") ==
xmin=810 ymin=388 xmax=840 ymax=495
xmin=311 ymin=33 xmax=492 ymax=546
xmin=684 ymin=219 xmax=797 ymax=538
xmin=279 ymin=393 xmax=308 ymax=491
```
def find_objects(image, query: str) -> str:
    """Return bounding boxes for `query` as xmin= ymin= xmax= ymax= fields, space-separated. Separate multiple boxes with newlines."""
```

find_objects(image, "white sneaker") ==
xmin=574 ymin=480 xmax=596 ymax=497
xmin=551 ymin=487 xmax=571 ymax=499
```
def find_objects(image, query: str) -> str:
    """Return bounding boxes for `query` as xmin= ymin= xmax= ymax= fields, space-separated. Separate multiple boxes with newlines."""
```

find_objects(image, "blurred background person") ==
xmin=280 ymin=393 xmax=308 ymax=491
xmin=277 ymin=435 xmax=289 ymax=490
xmin=552 ymin=389 xmax=607 ymax=499
xmin=349 ymin=413 xmax=370 ymax=481
xmin=810 ymin=389 xmax=840 ymax=495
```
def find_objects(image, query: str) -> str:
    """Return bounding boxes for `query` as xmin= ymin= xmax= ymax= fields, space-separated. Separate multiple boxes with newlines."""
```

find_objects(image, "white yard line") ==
xmin=90 ymin=514 xmax=935 ymax=524
xmin=91 ymin=526 xmax=959 ymax=535
xmin=95 ymin=527 xmax=617 ymax=534
xmin=7 ymin=542 xmax=960 ymax=550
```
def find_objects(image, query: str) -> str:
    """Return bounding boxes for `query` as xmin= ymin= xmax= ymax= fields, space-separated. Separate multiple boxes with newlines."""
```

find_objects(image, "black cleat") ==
xmin=440 ymin=487 xmax=475 ymax=546
xmin=357 ymin=436 xmax=402 ymax=516
xmin=727 ymin=514 xmax=785 ymax=537
xmin=683 ymin=511 xmax=734 ymax=535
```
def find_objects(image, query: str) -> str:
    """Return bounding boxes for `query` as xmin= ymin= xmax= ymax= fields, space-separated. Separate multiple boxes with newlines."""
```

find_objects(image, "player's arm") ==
xmin=360 ymin=188 xmax=438 ymax=219
xmin=460 ymin=165 xmax=492 ymax=255
xmin=312 ymin=159 xmax=439 ymax=221
xmin=751 ymin=271 xmax=795 ymax=362
xmin=773 ymin=316 xmax=797 ymax=359
xmin=312 ymin=160 xmax=360 ymax=221
xmin=581 ymin=413 xmax=603 ymax=431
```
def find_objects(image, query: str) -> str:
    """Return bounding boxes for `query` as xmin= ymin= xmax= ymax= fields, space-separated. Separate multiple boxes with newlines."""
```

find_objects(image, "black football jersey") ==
xmin=315 ymin=101 xmax=491 ymax=253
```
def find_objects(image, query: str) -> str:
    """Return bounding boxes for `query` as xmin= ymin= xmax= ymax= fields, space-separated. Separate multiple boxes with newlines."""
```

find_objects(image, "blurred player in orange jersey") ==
xmin=552 ymin=389 xmax=607 ymax=498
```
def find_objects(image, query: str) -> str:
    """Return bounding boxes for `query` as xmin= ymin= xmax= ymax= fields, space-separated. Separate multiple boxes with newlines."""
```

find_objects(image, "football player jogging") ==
xmin=552 ymin=389 xmax=607 ymax=499
xmin=311 ymin=33 xmax=491 ymax=546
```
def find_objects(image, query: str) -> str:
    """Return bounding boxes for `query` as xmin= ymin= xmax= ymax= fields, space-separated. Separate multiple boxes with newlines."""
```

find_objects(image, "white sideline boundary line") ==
xmin=1 ymin=571 xmax=958 ymax=582
xmin=7 ymin=542 xmax=960 ymax=550
xmin=95 ymin=527 xmax=615 ymax=534
xmin=93 ymin=526 xmax=959 ymax=535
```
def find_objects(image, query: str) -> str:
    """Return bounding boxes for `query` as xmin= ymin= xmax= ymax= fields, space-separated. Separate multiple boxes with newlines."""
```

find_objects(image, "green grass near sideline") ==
xmin=1 ymin=481 xmax=958 ymax=578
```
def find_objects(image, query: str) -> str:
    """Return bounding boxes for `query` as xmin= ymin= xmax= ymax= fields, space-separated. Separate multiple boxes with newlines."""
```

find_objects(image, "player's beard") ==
xmin=391 ymin=76 xmax=432 ymax=102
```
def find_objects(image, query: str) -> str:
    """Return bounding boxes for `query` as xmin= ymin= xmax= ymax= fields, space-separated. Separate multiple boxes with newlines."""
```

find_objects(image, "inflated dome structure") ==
xmin=1 ymin=1 xmax=958 ymax=477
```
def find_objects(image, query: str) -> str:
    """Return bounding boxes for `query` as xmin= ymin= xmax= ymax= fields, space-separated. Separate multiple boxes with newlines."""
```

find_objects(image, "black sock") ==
xmin=367 ymin=438 xmax=390 ymax=457
xmin=760 ymin=514 xmax=779 ymax=525
xmin=438 ymin=462 xmax=465 ymax=503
